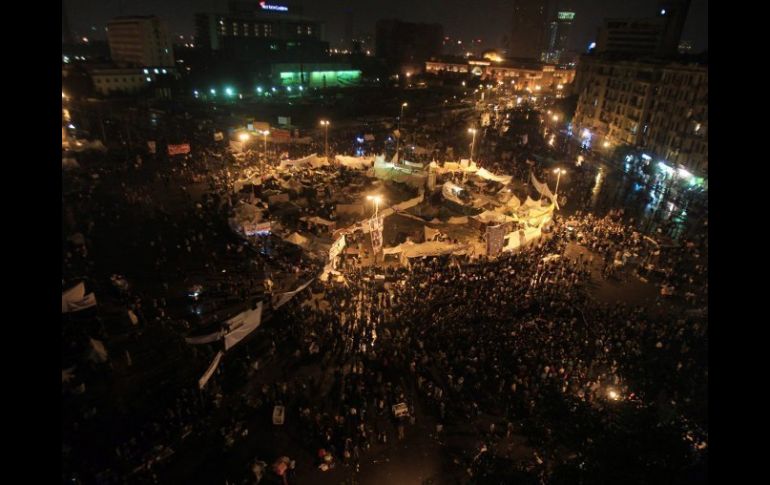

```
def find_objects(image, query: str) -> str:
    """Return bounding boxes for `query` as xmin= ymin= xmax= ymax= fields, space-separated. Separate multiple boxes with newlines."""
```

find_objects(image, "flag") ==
xmin=62 ymin=282 xmax=85 ymax=313
xmin=224 ymin=302 xmax=263 ymax=350
xmin=198 ymin=351 xmax=224 ymax=390
xmin=147 ymin=141 xmax=156 ymax=154
xmin=65 ymin=292 xmax=97 ymax=313
xmin=168 ymin=143 xmax=191 ymax=156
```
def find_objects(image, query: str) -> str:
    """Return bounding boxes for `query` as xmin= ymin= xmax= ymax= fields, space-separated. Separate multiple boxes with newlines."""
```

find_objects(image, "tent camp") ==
xmin=373 ymin=155 xmax=426 ymax=188
xmin=475 ymin=168 xmax=512 ymax=185
xmin=383 ymin=240 xmax=470 ymax=261
xmin=279 ymin=154 xmax=328 ymax=169
xmin=284 ymin=232 xmax=310 ymax=248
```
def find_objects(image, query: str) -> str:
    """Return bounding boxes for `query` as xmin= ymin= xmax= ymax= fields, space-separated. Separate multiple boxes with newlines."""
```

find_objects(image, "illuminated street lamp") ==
xmin=319 ymin=120 xmax=330 ymax=162
xmin=396 ymin=103 xmax=408 ymax=162
xmin=238 ymin=132 xmax=250 ymax=143
xmin=366 ymin=195 xmax=383 ymax=217
xmin=553 ymin=168 xmax=566 ymax=197
xmin=552 ymin=114 xmax=560 ymax=122
xmin=468 ymin=128 xmax=478 ymax=162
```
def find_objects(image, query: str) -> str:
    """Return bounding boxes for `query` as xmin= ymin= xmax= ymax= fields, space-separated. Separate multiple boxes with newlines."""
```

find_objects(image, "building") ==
xmin=677 ymin=40 xmax=692 ymax=54
xmin=595 ymin=0 xmax=691 ymax=58
xmin=195 ymin=1 xmax=328 ymax=63
xmin=425 ymin=57 xmax=574 ymax=94
xmin=572 ymin=54 xmax=707 ymax=176
xmin=375 ymin=19 xmax=443 ymax=74
xmin=87 ymin=67 xmax=150 ymax=96
xmin=107 ymin=16 xmax=174 ymax=67
xmin=544 ymin=11 xmax=575 ymax=64
xmin=272 ymin=63 xmax=361 ymax=88
xmin=509 ymin=0 xmax=550 ymax=59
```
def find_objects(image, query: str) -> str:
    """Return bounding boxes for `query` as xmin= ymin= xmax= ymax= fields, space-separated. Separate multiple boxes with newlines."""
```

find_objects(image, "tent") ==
xmin=336 ymin=155 xmax=374 ymax=170
xmin=279 ymin=154 xmax=328 ymax=169
xmin=300 ymin=216 xmax=335 ymax=229
xmin=476 ymin=168 xmax=512 ymax=185
xmin=284 ymin=232 xmax=310 ymax=248
xmin=442 ymin=182 xmax=468 ymax=206
xmin=383 ymin=240 xmax=470 ymax=259
xmin=373 ymin=155 xmax=426 ymax=188
xmin=473 ymin=210 xmax=515 ymax=225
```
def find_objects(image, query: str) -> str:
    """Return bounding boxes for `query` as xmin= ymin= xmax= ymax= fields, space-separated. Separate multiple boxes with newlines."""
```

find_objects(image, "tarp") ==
xmin=328 ymin=235 xmax=346 ymax=266
xmin=62 ymin=283 xmax=85 ymax=312
xmin=442 ymin=181 xmax=468 ymax=206
xmin=284 ymin=232 xmax=310 ymax=248
xmin=89 ymin=338 xmax=109 ymax=363
xmin=503 ymin=226 xmax=543 ymax=252
xmin=448 ymin=216 xmax=469 ymax=224
xmin=336 ymin=155 xmax=374 ymax=170
xmin=272 ymin=279 xmax=314 ymax=310
xmin=530 ymin=172 xmax=557 ymax=207
xmin=476 ymin=168 xmax=512 ymax=185
xmin=279 ymin=154 xmax=328 ymax=169
xmin=383 ymin=240 xmax=469 ymax=258
xmin=62 ymin=158 xmax=80 ymax=170
xmin=224 ymin=302 xmax=263 ymax=350
xmin=198 ymin=351 xmax=223 ymax=390
xmin=424 ymin=226 xmax=440 ymax=241
xmin=373 ymin=155 xmax=426 ymax=188
xmin=473 ymin=210 xmax=515 ymax=224
xmin=300 ymin=216 xmax=335 ymax=227
xmin=185 ymin=331 xmax=225 ymax=345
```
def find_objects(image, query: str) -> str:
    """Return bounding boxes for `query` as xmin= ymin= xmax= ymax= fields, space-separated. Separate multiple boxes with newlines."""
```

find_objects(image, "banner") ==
xmin=168 ymin=143 xmax=191 ymax=156
xmin=65 ymin=293 xmax=97 ymax=313
xmin=224 ymin=302 xmax=263 ymax=350
xmin=272 ymin=279 xmax=314 ymax=310
xmin=213 ymin=132 xmax=224 ymax=141
xmin=329 ymin=235 xmax=346 ymax=269
xmin=147 ymin=141 xmax=156 ymax=154
xmin=185 ymin=331 xmax=224 ymax=345
xmin=486 ymin=224 xmax=506 ymax=257
xmin=62 ymin=282 xmax=85 ymax=313
xmin=530 ymin=172 xmax=557 ymax=207
xmin=198 ymin=351 xmax=224 ymax=390
xmin=368 ymin=216 xmax=383 ymax=253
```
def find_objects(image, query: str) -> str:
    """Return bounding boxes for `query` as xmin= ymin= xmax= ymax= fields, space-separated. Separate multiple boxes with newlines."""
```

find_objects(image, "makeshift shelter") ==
xmin=336 ymin=155 xmax=374 ymax=170
xmin=279 ymin=154 xmax=328 ymax=169
xmin=383 ymin=240 xmax=470 ymax=264
xmin=373 ymin=155 xmax=426 ymax=188
xmin=284 ymin=232 xmax=310 ymax=248
xmin=475 ymin=168 xmax=512 ymax=185
xmin=442 ymin=182 xmax=468 ymax=206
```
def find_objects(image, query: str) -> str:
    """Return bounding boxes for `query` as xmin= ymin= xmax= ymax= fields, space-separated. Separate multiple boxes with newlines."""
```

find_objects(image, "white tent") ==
xmin=336 ymin=155 xmax=374 ymax=170
xmin=279 ymin=154 xmax=328 ymax=169
xmin=473 ymin=210 xmax=515 ymax=225
xmin=383 ymin=240 xmax=469 ymax=259
xmin=475 ymin=168 xmax=512 ymax=185
xmin=284 ymin=232 xmax=310 ymax=248
xmin=442 ymin=181 xmax=467 ymax=206
xmin=373 ymin=155 xmax=427 ymax=188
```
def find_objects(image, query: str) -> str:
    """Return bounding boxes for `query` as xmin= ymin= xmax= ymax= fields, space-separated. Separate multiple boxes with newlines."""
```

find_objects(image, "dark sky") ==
xmin=65 ymin=0 xmax=707 ymax=52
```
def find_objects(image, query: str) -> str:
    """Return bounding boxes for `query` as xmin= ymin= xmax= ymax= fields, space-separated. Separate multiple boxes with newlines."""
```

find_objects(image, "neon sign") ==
xmin=260 ymin=2 xmax=288 ymax=12
xmin=558 ymin=12 xmax=575 ymax=20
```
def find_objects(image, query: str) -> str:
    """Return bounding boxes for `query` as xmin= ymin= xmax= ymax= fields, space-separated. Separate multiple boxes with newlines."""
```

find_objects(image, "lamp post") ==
xmin=319 ymin=120 xmax=330 ymax=162
xmin=396 ymin=102 xmax=407 ymax=163
xmin=553 ymin=168 xmax=566 ymax=198
xmin=260 ymin=130 xmax=270 ymax=171
xmin=366 ymin=195 xmax=382 ymax=217
xmin=468 ymin=128 xmax=478 ymax=162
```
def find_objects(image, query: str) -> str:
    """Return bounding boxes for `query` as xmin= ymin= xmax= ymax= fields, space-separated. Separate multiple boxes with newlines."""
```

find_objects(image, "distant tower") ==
xmin=62 ymin=0 xmax=74 ymax=44
xmin=656 ymin=0 xmax=692 ymax=57
xmin=509 ymin=0 xmax=550 ymax=59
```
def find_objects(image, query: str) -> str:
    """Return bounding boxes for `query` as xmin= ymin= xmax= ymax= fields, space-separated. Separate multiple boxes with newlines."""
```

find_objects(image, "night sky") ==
xmin=65 ymin=0 xmax=708 ymax=52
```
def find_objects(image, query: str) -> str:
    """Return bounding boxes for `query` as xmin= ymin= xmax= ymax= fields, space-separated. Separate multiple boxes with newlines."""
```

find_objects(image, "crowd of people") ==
xmin=62 ymin=95 xmax=707 ymax=484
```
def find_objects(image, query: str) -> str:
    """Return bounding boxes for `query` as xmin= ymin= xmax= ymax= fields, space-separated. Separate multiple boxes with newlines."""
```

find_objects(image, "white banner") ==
xmin=368 ymin=216 xmax=383 ymax=253
xmin=62 ymin=282 xmax=85 ymax=313
xmin=272 ymin=279 xmax=314 ymax=310
xmin=185 ymin=331 xmax=224 ymax=345
xmin=224 ymin=302 xmax=263 ymax=350
xmin=198 ymin=351 xmax=224 ymax=390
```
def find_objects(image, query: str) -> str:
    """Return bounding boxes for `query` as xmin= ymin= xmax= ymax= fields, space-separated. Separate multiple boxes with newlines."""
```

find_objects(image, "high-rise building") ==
xmin=595 ymin=0 xmax=691 ymax=58
xmin=572 ymin=54 xmax=707 ymax=177
xmin=107 ymin=16 xmax=175 ymax=67
xmin=544 ymin=11 xmax=574 ymax=64
xmin=509 ymin=0 xmax=550 ymax=60
xmin=375 ymin=19 xmax=443 ymax=74
xmin=62 ymin=0 xmax=74 ymax=44
xmin=195 ymin=1 xmax=327 ymax=62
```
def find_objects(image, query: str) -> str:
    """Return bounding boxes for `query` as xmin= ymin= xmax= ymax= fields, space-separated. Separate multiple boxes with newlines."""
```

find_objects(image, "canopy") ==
xmin=373 ymin=155 xmax=427 ymax=188
xmin=442 ymin=181 xmax=467 ymax=206
xmin=473 ymin=210 xmax=515 ymax=224
xmin=383 ymin=240 xmax=469 ymax=258
xmin=336 ymin=155 xmax=374 ymax=169
xmin=476 ymin=168 xmax=512 ymax=185
xmin=284 ymin=232 xmax=310 ymax=247
xmin=279 ymin=154 xmax=328 ymax=169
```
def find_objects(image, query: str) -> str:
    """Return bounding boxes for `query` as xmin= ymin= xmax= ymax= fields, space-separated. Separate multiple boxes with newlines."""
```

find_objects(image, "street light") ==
xmin=396 ymin=103 xmax=408 ymax=163
xmin=366 ymin=195 xmax=383 ymax=217
xmin=468 ymin=128 xmax=478 ymax=162
xmin=238 ymin=132 xmax=250 ymax=143
xmin=553 ymin=168 xmax=566 ymax=198
xmin=319 ymin=120 xmax=330 ymax=162
xmin=259 ymin=130 xmax=270 ymax=171
xmin=552 ymin=114 xmax=560 ymax=122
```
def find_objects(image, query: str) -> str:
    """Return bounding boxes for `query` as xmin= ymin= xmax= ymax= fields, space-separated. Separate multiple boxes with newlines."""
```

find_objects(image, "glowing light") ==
xmin=210 ymin=88 xmax=216 ymax=95
xmin=238 ymin=133 xmax=250 ymax=142
xmin=256 ymin=86 xmax=263 ymax=93
xmin=581 ymin=129 xmax=591 ymax=140
xmin=607 ymin=389 xmax=620 ymax=401
xmin=225 ymin=87 xmax=234 ymax=96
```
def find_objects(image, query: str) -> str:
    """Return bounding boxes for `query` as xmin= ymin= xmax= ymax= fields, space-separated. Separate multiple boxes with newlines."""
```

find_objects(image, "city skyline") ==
xmin=64 ymin=0 xmax=708 ymax=53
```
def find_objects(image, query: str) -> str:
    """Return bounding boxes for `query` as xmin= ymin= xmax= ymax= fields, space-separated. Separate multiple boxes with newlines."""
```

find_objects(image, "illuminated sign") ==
xmin=558 ymin=12 xmax=575 ymax=20
xmin=259 ymin=2 xmax=288 ymax=12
